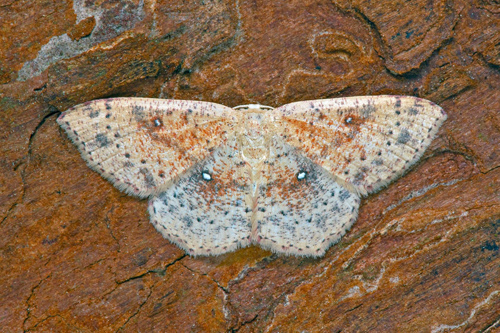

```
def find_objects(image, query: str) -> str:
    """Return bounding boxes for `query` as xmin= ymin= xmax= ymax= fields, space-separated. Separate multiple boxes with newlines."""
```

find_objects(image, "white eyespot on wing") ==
xmin=57 ymin=97 xmax=237 ymax=198
xmin=272 ymin=95 xmax=447 ymax=196
xmin=296 ymin=171 xmax=307 ymax=180
xmin=201 ymin=171 xmax=212 ymax=181
xmin=252 ymin=140 xmax=360 ymax=257
xmin=148 ymin=137 xmax=254 ymax=256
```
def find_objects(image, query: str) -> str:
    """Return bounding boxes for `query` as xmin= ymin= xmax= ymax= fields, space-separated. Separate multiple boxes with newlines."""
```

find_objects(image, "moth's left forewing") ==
xmin=272 ymin=96 xmax=447 ymax=196
xmin=57 ymin=98 xmax=238 ymax=198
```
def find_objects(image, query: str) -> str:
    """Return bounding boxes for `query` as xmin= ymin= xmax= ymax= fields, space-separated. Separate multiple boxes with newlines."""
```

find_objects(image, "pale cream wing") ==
xmin=253 ymin=139 xmax=360 ymax=257
xmin=271 ymin=95 xmax=446 ymax=196
xmin=149 ymin=136 xmax=253 ymax=256
xmin=57 ymin=98 xmax=237 ymax=198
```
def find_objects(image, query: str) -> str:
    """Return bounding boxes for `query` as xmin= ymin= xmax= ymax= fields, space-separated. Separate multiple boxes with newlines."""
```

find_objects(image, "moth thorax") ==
xmin=238 ymin=111 xmax=272 ymax=166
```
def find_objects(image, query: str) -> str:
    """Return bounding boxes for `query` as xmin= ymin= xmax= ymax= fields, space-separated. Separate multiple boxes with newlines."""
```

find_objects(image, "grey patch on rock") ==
xmin=95 ymin=133 xmax=109 ymax=147
xmin=124 ymin=161 xmax=134 ymax=168
xmin=17 ymin=0 xmax=145 ymax=81
xmin=372 ymin=158 xmax=384 ymax=166
xmin=89 ymin=110 xmax=100 ymax=118
xmin=397 ymin=129 xmax=411 ymax=145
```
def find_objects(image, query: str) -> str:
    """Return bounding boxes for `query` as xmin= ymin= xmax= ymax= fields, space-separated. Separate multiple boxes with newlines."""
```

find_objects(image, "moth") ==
xmin=57 ymin=96 xmax=446 ymax=256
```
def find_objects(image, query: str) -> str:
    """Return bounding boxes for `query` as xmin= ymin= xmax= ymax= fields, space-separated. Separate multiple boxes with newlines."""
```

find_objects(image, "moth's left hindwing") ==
xmin=149 ymin=136 xmax=254 ymax=256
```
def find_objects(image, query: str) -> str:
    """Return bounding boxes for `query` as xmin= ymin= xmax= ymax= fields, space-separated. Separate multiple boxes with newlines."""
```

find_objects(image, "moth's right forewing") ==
xmin=57 ymin=98 xmax=237 ymax=198
xmin=272 ymin=96 xmax=447 ymax=196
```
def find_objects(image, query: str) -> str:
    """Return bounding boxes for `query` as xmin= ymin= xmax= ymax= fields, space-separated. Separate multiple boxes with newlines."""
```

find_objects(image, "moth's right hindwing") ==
xmin=254 ymin=139 xmax=360 ymax=257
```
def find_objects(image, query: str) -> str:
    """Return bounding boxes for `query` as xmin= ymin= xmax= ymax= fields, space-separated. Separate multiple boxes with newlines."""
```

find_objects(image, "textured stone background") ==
xmin=1 ymin=0 xmax=499 ymax=331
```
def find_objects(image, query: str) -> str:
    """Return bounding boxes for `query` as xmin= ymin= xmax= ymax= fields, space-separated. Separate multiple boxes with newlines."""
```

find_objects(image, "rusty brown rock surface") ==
xmin=1 ymin=0 xmax=499 ymax=332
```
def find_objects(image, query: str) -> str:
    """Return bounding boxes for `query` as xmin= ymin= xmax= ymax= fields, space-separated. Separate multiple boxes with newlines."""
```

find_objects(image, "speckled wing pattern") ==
xmin=253 ymin=138 xmax=360 ymax=256
xmin=272 ymin=96 xmax=447 ymax=196
xmin=58 ymin=98 xmax=237 ymax=198
xmin=58 ymin=95 xmax=446 ymax=257
xmin=148 ymin=136 xmax=253 ymax=256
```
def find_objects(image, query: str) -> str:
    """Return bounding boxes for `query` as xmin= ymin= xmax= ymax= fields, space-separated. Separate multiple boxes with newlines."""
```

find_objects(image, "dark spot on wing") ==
xmin=397 ymin=129 xmax=411 ymax=144
xmin=339 ymin=190 xmax=351 ymax=202
xmin=132 ymin=105 xmax=145 ymax=120
xmin=408 ymin=107 xmax=419 ymax=115
xmin=183 ymin=216 xmax=193 ymax=228
xmin=360 ymin=104 xmax=376 ymax=117
xmin=354 ymin=172 xmax=365 ymax=182
xmin=140 ymin=168 xmax=156 ymax=187
xmin=95 ymin=133 xmax=109 ymax=147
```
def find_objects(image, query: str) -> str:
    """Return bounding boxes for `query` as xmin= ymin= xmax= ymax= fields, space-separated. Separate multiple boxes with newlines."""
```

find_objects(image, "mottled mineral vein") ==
xmin=17 ymin=0 xmax=145 ymax=81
